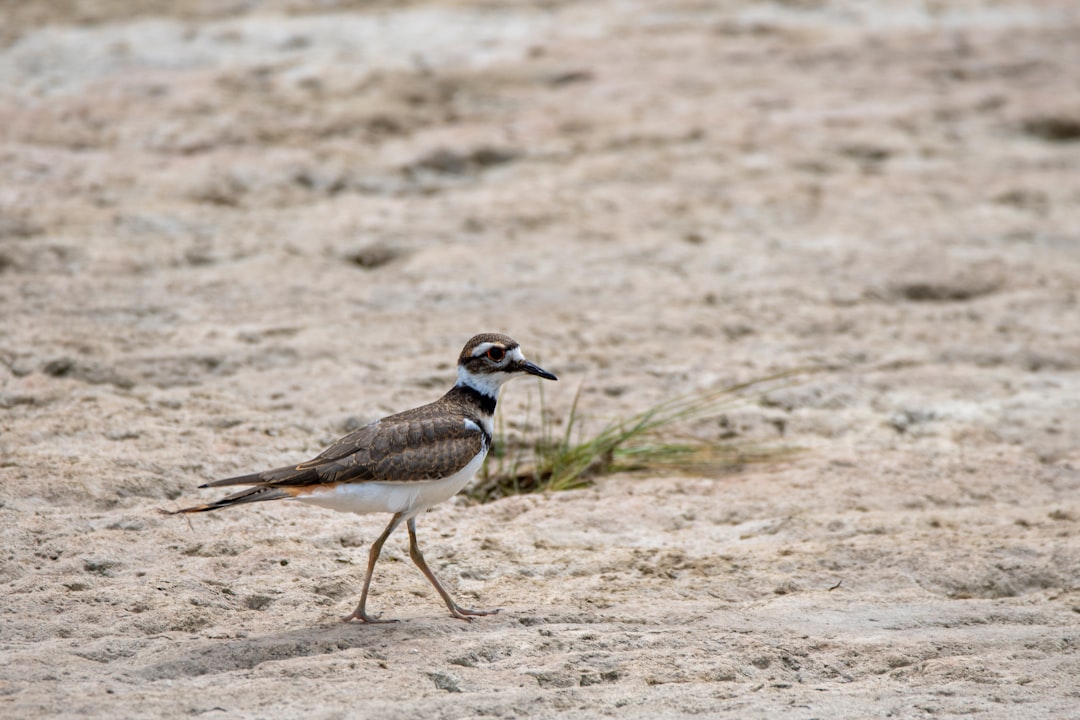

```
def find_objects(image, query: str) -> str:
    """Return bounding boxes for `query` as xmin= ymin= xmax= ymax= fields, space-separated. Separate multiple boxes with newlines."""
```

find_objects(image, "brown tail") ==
xmin=165 ymin=486 xmax=293 ymax=514
xmin=198 ymin=463 xmax=320 ymax=489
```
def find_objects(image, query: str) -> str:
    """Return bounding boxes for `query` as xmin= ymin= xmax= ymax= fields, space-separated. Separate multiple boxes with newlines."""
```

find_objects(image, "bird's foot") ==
xmin=448 ymin=605 xmax=500 ymax=622
xmin=342 ymin=607 xmax=399 ymax=624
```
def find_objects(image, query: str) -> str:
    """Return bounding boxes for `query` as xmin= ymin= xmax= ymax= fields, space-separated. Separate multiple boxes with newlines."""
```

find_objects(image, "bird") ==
xmin=169 ymin=333 xmax=557 ymax=622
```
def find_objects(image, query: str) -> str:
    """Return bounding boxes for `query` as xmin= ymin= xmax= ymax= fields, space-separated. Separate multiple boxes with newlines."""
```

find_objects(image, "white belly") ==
xmin=294 ymin=449 xmax=487 ymax=518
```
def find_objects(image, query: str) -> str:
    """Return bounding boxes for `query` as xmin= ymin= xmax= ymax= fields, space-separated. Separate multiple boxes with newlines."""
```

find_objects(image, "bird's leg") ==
xmin=343 ymin=512 xmax=404 ymax=623
xmin=406 ymin=517 xmax=500 ymax=621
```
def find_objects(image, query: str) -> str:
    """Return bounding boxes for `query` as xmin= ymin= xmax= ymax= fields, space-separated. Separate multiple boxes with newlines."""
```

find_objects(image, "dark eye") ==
xmin=486 ymin=347 xmax=505 ymax=362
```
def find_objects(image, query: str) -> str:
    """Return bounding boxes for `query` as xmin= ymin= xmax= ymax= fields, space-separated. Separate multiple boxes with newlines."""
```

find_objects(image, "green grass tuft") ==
xmin=469 ymin=369 xmax=808 ymax=503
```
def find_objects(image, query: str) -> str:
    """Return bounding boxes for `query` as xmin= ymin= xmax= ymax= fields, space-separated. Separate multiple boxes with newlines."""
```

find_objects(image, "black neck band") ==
xmin=453 ymin=383 xmax=498 ymax=416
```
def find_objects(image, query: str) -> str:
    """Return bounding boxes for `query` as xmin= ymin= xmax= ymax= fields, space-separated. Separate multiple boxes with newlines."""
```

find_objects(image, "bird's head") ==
xmin=456 ymin=333 xmax=557 ymax=397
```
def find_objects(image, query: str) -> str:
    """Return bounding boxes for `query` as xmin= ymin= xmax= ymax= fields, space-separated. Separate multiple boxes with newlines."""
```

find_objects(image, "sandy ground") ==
xmin=2 ymin=1 xmax=1079 ymax=717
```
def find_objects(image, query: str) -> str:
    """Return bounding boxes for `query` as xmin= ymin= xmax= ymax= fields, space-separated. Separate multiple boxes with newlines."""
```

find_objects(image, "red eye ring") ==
xmin=486 ymin=347 xmax=505 ymax=362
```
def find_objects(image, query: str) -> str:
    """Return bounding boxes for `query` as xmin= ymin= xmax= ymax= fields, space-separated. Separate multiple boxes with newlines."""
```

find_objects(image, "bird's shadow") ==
xmin=137 ymin=615 xmax=467 ymax=681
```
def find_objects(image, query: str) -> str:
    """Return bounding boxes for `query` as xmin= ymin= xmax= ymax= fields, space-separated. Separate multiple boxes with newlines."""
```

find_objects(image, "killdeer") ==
xmin=170 ymin=333 xmax=557 ymax=622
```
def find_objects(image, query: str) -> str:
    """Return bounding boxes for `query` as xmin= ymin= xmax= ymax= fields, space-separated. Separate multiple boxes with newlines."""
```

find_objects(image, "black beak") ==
xmin=519 ymin=360 xmax=557 ymax=381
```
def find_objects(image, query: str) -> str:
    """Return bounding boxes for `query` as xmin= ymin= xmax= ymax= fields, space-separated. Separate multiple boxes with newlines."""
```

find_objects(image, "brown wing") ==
xmin=201 ymin=404 xmax=486 ymax=490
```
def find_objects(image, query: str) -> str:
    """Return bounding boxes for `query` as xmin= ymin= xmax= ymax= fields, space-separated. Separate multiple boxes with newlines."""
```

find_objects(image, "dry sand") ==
xmin=1 ymin=1 xmax=1078 ymax=717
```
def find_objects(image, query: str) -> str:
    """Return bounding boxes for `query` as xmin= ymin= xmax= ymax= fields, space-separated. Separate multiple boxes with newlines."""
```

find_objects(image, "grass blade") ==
xmin=470 ymin=367 xmax=812 ymax=503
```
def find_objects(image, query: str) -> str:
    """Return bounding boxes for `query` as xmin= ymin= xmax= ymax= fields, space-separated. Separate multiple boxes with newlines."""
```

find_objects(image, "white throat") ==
xmin=456 ymin=365 xmax=507 ymax=399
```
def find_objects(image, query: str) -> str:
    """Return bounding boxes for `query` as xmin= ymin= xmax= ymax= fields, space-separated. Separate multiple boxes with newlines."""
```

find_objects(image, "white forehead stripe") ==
xmin=471 ymin=341 xmax=522 ymax=358
xmin=471 ymin=342 xmax=495 ymax=357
